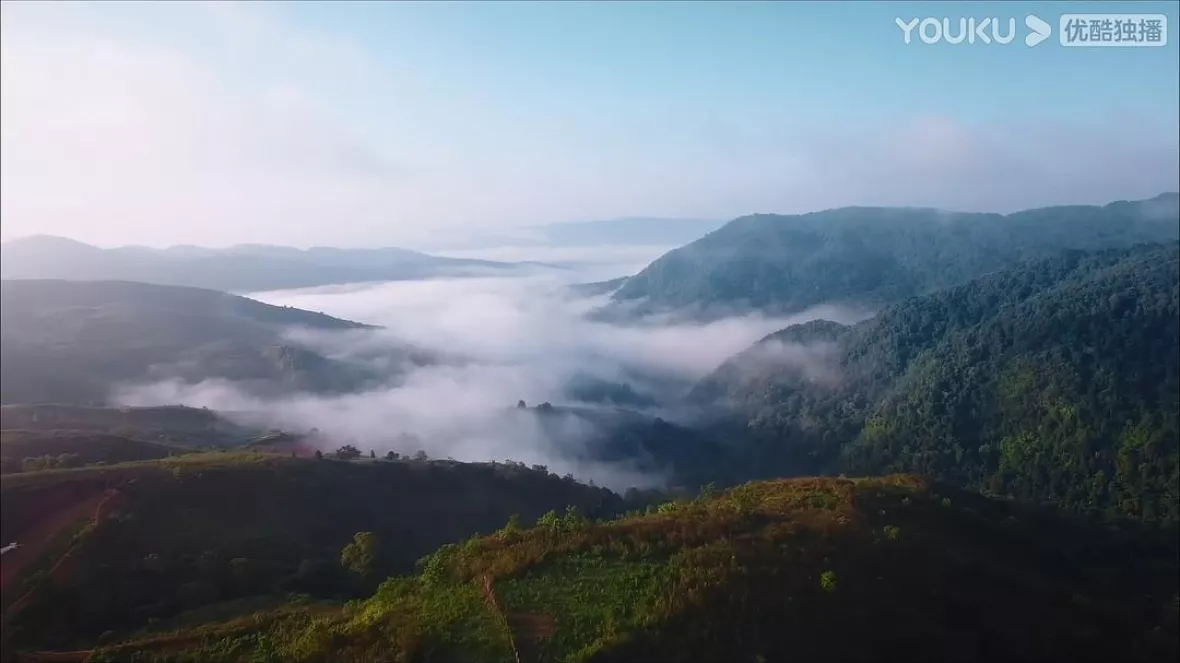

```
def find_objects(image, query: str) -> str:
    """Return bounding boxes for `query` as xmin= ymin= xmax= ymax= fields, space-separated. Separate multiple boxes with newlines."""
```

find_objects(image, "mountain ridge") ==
xmin=0 ymin=236 xmax=540 ymax=293
xmin=606 ymin=193 xmax=1180 ymax=319
xmin=0 ymin=279 xmax=418 ymax=405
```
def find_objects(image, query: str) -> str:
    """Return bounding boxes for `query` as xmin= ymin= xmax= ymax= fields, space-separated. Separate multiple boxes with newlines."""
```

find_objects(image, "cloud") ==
xmin=3 ymin=3 xmax=1173 ymax=249
xmin=112 ymin=269 xmax=868 ymax=490
xmin=0 ymin=2 xmax=430 ymax=247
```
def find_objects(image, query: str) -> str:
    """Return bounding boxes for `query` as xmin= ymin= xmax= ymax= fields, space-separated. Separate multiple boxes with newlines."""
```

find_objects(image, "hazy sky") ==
xmin=2 ymin=0 xmax=1177 ymax=248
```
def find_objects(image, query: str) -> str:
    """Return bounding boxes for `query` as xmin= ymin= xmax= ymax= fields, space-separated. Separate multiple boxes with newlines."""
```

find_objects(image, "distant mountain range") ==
xmin=604 ymin=193 xmax=1180 ymax=319
xmin=0 ymin=236 xmax=544 ymax=293
xmin=0 ymin=279 xmax=428 ymax=405
xmin=426 ymin=217 xmax=725 ymax=250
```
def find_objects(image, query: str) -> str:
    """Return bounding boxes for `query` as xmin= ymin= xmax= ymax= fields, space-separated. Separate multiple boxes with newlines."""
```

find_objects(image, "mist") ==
xmin=114 ymin=265 xmax=870 ymax=491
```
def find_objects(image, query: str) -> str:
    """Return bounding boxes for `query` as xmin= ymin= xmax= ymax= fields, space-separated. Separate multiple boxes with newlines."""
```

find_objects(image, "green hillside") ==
xmin=0 ymin=453 xmax=623 ymax=652
xmin=692 ymin=244 xmax=1180 ymax=523
xmin=608 ymin=194 xmax=1179 ymax=318
xmin=82 ymin=475 xmax=1179 ymax=663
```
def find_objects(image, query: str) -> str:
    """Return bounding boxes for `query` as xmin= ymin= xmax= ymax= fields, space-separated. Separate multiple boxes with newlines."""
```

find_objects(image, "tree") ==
xmin=335 ymin=445 xmax=361 ymax=460
xmin=413 ymin=450 xmax=429 ymax=462
xmin=314 ymin=450 xmax=323 ymax=460
xmin=517 ymin=400 xmax=527 ymax=409
xmin=385 ymin=450 xmax=398 ymax=461
xmin=500 ymin=514 xmax=523 ymax=542
xmin=369 ymin=450 xmax=376 ymax=459
xmin=340 ymin=532 xmax=378 ymax=578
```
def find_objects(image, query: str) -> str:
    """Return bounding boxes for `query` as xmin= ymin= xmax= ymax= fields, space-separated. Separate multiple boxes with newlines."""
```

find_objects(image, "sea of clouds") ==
xmin=115 ymin=254 xmax=868 ymax=490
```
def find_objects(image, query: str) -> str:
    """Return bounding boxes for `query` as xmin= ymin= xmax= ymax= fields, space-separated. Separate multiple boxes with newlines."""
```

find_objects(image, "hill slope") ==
xmin=0 ymin=453 xmax=624 ymax=651
xmin=82 ymin=475 xmax=1180 ymax=663
xmin=0 ymin=280 xmax=404 ymax=405
xmin=693 ymin=243 xmax=1180 ymax=523
xmin=0 ymin=405 xmax=260 ymax=448
xmin=0 ymin=236 xmax=529 ymax=293
xmin=608 ymin=193 xmax=1180 ymax=318
xmin=0 ymin=430 xmax=178 ymax=474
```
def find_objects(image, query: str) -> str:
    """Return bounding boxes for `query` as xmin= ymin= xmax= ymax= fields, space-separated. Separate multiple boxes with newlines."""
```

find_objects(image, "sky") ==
xmin=1 ymin=0 xmax=1178 ymax=248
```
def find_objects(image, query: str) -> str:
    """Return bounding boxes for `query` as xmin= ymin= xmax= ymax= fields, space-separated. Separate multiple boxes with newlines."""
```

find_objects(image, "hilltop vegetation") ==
xmin=0 ymin=404 xmax=259 ymax=448
xmin=0 ymin=430 xmax=178 ymax=475
xmin=84 ymin=475 xmax=1179 ymax=663
xmin=0 ymin=453 xmax=624 ymax=652
xmin=0 ymin=280 xmax=424 ymax=405
xmin=694 ymin=243 xmax=1180 ymax=524
xmin=608 ymin=194 xmax=1179 ymax=318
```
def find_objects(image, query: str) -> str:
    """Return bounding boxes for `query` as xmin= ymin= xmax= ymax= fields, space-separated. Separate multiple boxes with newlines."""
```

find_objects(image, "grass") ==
xmin=496 ymin=554 xmax=672 ymax=662
xmin=17 ymin=474 xmax=1180 ymax=662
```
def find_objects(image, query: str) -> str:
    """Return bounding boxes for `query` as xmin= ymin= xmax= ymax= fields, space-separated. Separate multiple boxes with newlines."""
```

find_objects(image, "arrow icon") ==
xmin=1025 ymin=14 xmax=1052 ymax=47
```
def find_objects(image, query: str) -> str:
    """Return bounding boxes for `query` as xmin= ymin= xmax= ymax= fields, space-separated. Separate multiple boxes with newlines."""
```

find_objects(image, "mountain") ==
xmin=0 ymin=452 xmax=625 ymax=653
xmin=518 ymin=402 xmax=733 ymax=490
xmin=0 ymin=280 xmax=414 ymax=405
xmin=607 ymin=194 xmax=1180 ymax=319
xmin=0 ymin=236 xmax=534 ymax=293
xmin=73 ymin=475 xmax=1180 ymax=663
xmin=692 ymin=243 xmax=1180 ymax=524
xmin=430 ymin=217 xmax=724 ymax=251
xmin=527 ymin=217 xmax=724 ymax=247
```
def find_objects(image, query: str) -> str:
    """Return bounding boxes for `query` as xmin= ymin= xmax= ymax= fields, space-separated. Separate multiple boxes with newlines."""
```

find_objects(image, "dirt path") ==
xmin=481 ymin=575 xmax=522 ymax=663
xmin=505 ymin=612 xmax=555 ymax=663
xmin=0 ymin=491 xmax=107 ymax=596
xmin=480 ymin=575 xmax=555 ymax=663
xmin=9 ymin=650 xmax=93 ymax=662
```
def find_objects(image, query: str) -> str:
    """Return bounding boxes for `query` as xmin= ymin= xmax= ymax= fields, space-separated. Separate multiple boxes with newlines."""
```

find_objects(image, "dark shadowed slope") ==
xmin=608 ymin=193 xmax=1180 ymax=318
xmin=0 ymin=280 xmax=403 ymax=405
xmin=692 ymin=243 xmax=1180 ymax=524
xmin=0 ymin=430 xmax=178 ymax=474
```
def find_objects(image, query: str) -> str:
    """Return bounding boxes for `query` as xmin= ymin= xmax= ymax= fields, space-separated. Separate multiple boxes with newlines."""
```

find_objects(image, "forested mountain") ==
xmin=0 ymin=236 xmax=530 ymax=293
xmin=607 ymin=194 xmax=1180 ymax=318
xmin=73 ymin=475 xmax=1179 ymax=663
xmin=0 ymin=280 xmax=419 ymax=405
xmin=693 ymin=243 xmax=1180 ymax=524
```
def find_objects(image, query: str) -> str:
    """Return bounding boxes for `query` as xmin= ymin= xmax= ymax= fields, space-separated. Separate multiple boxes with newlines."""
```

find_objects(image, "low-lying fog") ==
xmin=116 ymin=254 xmax=870 ymax=490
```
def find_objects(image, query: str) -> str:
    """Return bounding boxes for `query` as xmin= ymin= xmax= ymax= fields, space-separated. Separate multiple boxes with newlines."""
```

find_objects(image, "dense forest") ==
xmin=692 ymin=243 xmax=1180 ymax=524
xmin=608 ymin=194 xmax=1179 ymax=318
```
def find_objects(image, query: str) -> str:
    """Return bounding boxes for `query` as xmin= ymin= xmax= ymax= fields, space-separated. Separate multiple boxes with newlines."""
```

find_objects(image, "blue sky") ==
xmin=1 ymin=1 xmax=1177 ymax=247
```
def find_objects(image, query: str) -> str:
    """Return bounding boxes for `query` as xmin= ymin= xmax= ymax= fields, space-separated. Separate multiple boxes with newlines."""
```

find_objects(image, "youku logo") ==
xmin=896 ymin=15 xmax=1053 ymax=47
